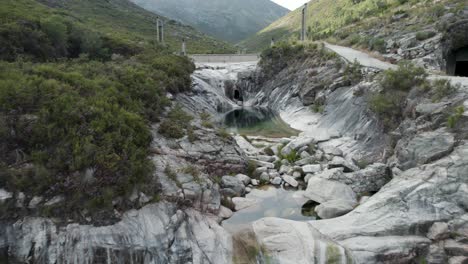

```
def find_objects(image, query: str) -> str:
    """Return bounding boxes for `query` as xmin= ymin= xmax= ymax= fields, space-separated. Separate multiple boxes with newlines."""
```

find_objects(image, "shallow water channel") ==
xmin=224 ymin=107 xmax=299 ymax=138
xmin=222 ymin=185 xmax=319 ymax=234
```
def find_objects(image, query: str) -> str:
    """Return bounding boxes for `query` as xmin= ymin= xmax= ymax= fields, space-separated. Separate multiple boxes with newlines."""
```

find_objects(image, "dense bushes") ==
xmin=0 ymin=16 xmax=140 ymax=61
xmin=370 ymin=61 xmax=427 ymax=130
xmin=380 ymin=61 xmax=427 ymax=91
xmin=158 ymin=105 xmax=194 ymax=139
xmin=0 ymin=53 xmax=195 ymax=215
xmin=260 ymin=42 xmax=337 ymax=77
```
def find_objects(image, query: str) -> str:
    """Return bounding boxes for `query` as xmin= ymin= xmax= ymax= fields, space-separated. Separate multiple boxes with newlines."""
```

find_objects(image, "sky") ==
xmin=271 ymin=0 xmax=309 ymax=10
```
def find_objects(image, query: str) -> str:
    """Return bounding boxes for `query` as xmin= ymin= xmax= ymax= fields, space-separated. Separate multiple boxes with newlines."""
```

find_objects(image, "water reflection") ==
xmin=222 ymin=186 xmax=318 ymax=234
xmin=223 ymin=108 xmax=299 ymax=138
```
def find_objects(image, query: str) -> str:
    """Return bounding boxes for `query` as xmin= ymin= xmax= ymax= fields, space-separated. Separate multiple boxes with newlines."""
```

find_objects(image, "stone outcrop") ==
xmin=309 ymin=143 xmax=468 ymax=263
xmin=1 ymin=202 xmax=231 ymax=264
xmin=252 ymin=218 xmax=355 ymax=264
xmin=394 ymin=128 xmax=455 ymax=170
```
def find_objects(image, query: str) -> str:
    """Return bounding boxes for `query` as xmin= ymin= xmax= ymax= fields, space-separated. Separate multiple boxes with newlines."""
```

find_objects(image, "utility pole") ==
xmin=301 ymin=3 xmax=308 ymax=42
xmin=156 ymin=17 xmax=164 ymax=43
xmin=181 ymin=38 xmax=186 ymax=56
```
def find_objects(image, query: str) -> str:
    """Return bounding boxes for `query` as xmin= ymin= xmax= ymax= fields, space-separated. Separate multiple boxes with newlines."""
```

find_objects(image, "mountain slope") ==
xmin=240 ymin=0 xmax=466 ymax=52
xmin=0 ymin=0 xmax=234 ymax=56
xmin=129 ymin=0 xmax=289 ymax=43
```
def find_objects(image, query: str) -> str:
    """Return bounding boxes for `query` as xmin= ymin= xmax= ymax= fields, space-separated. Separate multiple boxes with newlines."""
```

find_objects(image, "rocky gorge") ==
xmin=1 ymin=39 xmax=468 ymax=264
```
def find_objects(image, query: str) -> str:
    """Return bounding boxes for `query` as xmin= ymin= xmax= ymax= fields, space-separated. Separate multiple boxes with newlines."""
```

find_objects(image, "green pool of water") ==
xmin=224 ymin=108 xmax=299 ymax=138
xmin=222 ymin=185 xmax=319 ymax=234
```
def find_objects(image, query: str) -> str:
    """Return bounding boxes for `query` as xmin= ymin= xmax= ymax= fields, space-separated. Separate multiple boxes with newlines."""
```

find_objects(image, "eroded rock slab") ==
xmin=395 ymin=128 xmax=455 ymax=170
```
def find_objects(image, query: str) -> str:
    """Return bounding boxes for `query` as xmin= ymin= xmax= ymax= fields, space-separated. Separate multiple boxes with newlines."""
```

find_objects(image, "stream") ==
xmin=220 ymin=107 xmax=318 ymax=235
xmin=222 ymin=185 xmax=319 ymax=234
xmin=224 ymin=107 xmax=299 ymax=138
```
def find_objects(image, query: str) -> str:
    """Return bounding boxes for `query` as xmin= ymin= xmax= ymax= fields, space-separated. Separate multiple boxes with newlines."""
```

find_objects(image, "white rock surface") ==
xmin=302 ymin=164 xmax=322 ymax=174
xmin=232 ymin=197 xmax=258 ymax=211
xmin=427 ymin=222 xmax=449 ymax=241
xmin=304 ymin=178 xmax=357 ymax=204
xmin=282 ymin=175 xmax=298 ymax=188
xmin=252 ymin=218 xmax=354 ymax=264
xmin=235 ymin=174 xmax=251 ymax=186
xmin=0 ymin=189 xmax=12 ymax=204
xmin=271 ymin=177 xmax=282 ymax=185
xmin=218 ymin=206 xmax=234 ymax=219
xmin=315 ymin=199 xmax=356 ymax=219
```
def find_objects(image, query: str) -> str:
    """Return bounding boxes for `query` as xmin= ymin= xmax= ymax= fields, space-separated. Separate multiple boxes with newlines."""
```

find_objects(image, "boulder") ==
xmin=315 ymin=199 xmax=357 ymax=219
xmin=232 ymin=197 xmax=258 ymax=211
xmin=271 ymin=177 xmax=282 ymax=185
xmin=328 ymin=156 xmax=358 ymax=172
xmin=235 ymin=174 xmax=251 ymax=186
xmin=260 ymin=172 xmax=270 ymax=182
xmin=282 ymin=175 xmax=298 ymax=188
xmin=302 ymin=164 xmax=322 ymax=174
xmin=320 ymin=164 xmax=390 ymax=194
xmin=427 ymin=222 xmax=450 ymax=241
xmin=281 ymin=137 xmax=315 ymax=156
xmin=279 ymin=165 xmax=291 ymax=174
xmin=218 ymin=206 xmax=233 ymax=219
xmin=220 ymin=176 xmax=245 ymax=196
xmin=304 ymin=178 xmax=357 ymax=204
xmin=292 ymin=171 xmax=302 ymax=179
xmin=251 ymin=179 xmax=259 ymax=186
xmin=320 ymin=145 xmax=343 ymax=157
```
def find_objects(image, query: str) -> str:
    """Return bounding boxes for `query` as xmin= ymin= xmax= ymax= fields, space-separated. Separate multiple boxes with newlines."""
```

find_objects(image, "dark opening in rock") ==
xmin=455 ymin=61 xmax=468 ymax=77
xmin=301 ymin=200 xmax=320 ymax=218
xmin=447 ymin=46 xmax=468 ymax=76
xmin=234 ymin=89 xmax=243 ymax=101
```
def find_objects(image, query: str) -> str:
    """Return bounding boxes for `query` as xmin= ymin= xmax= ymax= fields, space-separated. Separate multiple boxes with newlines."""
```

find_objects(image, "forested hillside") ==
xmin=240 ymin=0 xmax=466 ymax=52
xmin=130 ymin=0 xmax=289 ymax=42
xmin=0 ymin=0 xmax=226 ymax=221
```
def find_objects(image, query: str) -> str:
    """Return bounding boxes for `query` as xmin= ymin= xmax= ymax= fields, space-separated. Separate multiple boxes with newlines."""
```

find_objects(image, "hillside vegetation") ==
xmin=0 ymin=0 xmax=234 ymax=59
xmin=130 ymin=0 xmax=289 ymax=43
xmin=240 ymin=0 xmax=466 ymax=52
xmin=0 ymin=0 xmax=210 ymax=222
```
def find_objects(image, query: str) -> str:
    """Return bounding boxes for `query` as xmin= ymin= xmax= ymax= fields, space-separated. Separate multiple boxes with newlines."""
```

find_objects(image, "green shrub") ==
xmin=312 ymin=104 xmax=325 ymax=114
xmin=187 ymin=126 xmax=198 ymax=143
xmin=369 ymin=38 xmax=386 ymax=53
xmin=344 ymin=59 xmax=363 ymax=84
xmin=159 ymin=105 xmax=193 ymax=139
xmin=284 ymin=150 xmax=300 ymax=163
xmin=416 ymin=31 xmax=436 ymax=41
xmin=246 ymin=160 xmax=257 ymax=177
xmin=431 ymin=79 xmax=457 ymax=102
xmin=380 ymin=61 xmax=427 ymax=92
xmin=369 ymin=91 xmax=408 ymax=130
xmin=217 ymin=127 xmax=231 ymax=140
xmin=447 ymin=106 xmax=464 ymax=129
xmin=264 ymin=147 xmax=275 ymax=156
xmin=0 ymin=51 xmax=195 ymax=214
